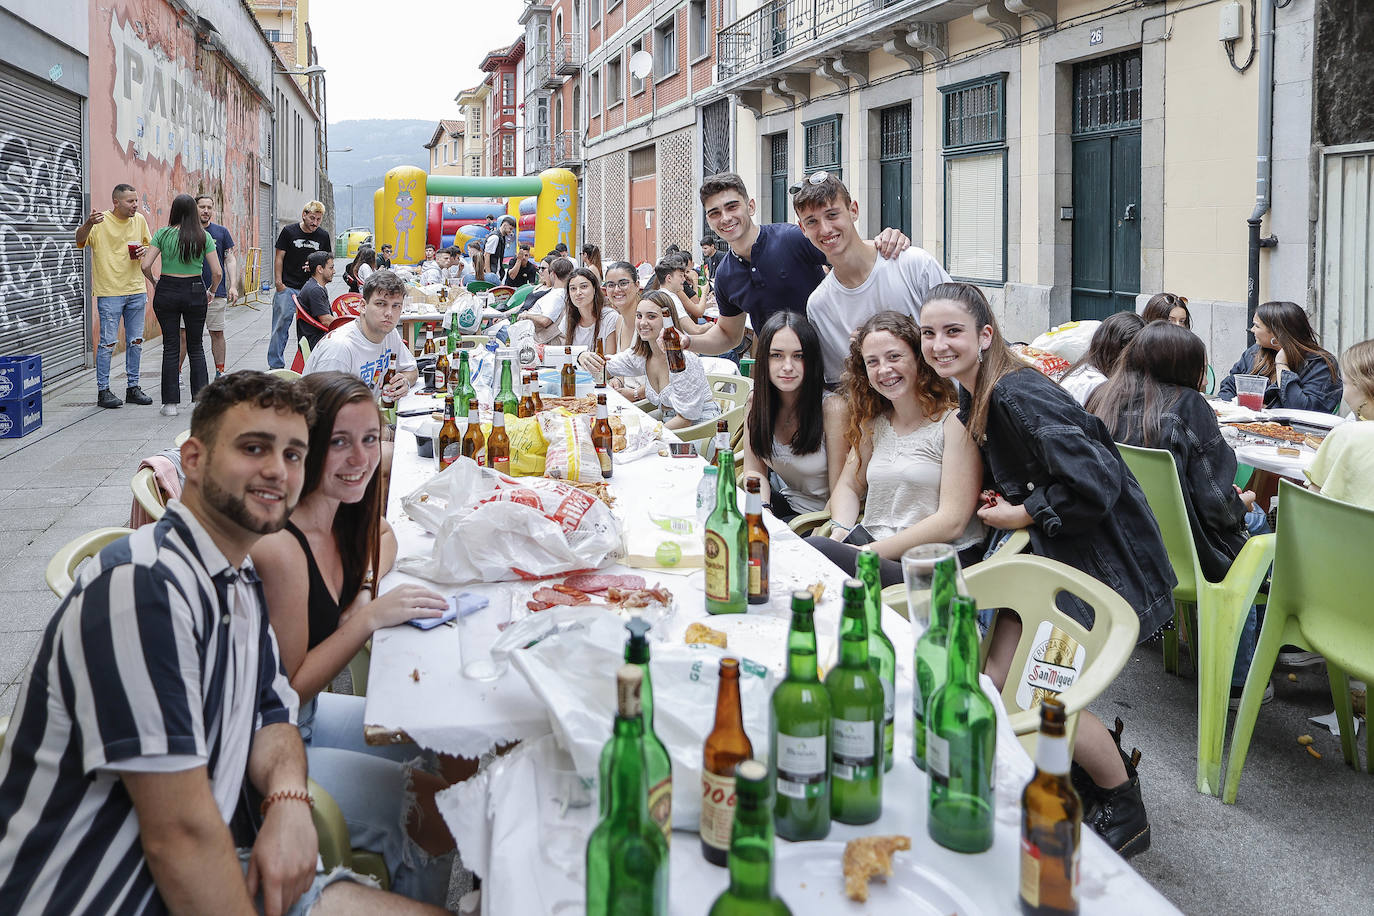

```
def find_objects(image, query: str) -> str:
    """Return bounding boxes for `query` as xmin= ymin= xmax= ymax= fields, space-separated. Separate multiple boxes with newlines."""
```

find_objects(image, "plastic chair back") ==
xmin=878 ymin=530 xmax=1030 ymax=618
xmin=706 ymin=373 xmax=751 ymax=414
xmin=676 ymin=402 xmax=746 ymax=444
xmin=1117 ymin=444 xmax=1202 ymax=602
xmin=45 ymin=528 xmax=135 ymax=598
xmin=969 ymin=555 xmax=1140 ymax=752
xmin=130 ymin=467 xmax=167 ymax=523
xmin=268 ymin=368 xmax=302 ymax=381
xmin=331 ymin=292 xmax=364 ymax=317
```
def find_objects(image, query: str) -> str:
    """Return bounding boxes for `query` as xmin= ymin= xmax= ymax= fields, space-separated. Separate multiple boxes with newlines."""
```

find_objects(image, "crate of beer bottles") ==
xmin=0 ymin=393 xmax=41 ymax=439
xmin=0 ymin=354 xmax=42 ymax=401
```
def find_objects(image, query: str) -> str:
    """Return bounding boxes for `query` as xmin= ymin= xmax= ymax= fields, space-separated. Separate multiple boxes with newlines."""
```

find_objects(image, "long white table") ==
xmin=366 ymin=386 xmax=1179 ymax=915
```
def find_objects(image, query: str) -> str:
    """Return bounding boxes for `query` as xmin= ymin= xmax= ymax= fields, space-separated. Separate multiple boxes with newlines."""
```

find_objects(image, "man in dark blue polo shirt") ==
xmin=677 ymin=172 xmax=909 ymax=358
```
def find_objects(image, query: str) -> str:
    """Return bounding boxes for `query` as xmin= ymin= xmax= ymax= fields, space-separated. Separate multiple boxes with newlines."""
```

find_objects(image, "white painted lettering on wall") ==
xmin=110 ymin=14 xmax=227 ymax=176
xmin=0 ymin=134 xmax=84 ymax=333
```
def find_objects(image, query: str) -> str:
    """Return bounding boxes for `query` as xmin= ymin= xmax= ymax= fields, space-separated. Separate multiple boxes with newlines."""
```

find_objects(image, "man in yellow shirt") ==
xmin=76 ymin=184 xmax=154 ymax=409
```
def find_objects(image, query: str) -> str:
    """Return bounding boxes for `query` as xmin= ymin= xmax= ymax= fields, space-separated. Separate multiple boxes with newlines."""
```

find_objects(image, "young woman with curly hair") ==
xmin=803 ymin=310 xmax=983 ymax=585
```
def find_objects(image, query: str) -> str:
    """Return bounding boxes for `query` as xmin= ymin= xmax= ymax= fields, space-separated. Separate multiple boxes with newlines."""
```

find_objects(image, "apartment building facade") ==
xmin=480 ymin=41 xmax=526 ymax=178
xmin=426 ymin=120 xmax=469 ymax=176
xmin=456 ymin=83 xmax=490 ymax=178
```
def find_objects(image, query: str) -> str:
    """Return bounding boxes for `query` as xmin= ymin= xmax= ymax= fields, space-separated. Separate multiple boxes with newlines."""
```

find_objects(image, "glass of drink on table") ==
xmin=1234 ymin=373 xmax=1267 ymax=411
xmin=460 ymin=591 xmax=512 ymax=680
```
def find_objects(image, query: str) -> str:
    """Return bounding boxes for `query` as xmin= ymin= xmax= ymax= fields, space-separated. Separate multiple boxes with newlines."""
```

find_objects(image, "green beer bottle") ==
xmin=587 ymin=665 xmax=669 ymax=916
xmin=704 ymin=443 xmax=747 ymax=614
xmin=824 ymin=579 xmax=884 ymax=824
xmin=707 ymin=759 xmax=793 ymax=916
xmin=446 ymin=308 xmax=459 ymax=356
xmin=454 ymin=350 xmax=477 ymax=416
xmin=497 ymin=350 xmax=519 ymax=416
xmin=913 ymin=546 xmax=961 ymax=770
xmin=927 ymin=594 xmax=996 ymax=853
xmin=623 ymin=618 xmax=673 ymax=842
xmin=855 ymin=548 xmax=896 ymax=771
xmin=770 ymin=591 xmax=830 ymax=841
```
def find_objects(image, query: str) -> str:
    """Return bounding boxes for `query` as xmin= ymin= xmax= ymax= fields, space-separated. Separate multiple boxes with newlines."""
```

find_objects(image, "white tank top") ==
xmin=769 ymin=438 xmax=829 ymax=515
xmin=863 ymin=411 xmax=981 ymax=547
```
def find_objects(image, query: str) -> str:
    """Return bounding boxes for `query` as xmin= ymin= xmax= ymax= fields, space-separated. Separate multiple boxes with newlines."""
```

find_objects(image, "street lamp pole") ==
xmin=347 ymin=184 xmax=355 ymax=227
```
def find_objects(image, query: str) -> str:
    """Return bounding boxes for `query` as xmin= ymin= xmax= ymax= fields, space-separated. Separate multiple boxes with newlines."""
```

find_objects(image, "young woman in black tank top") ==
xmin=252 ymin=372 xmax=455 ymax=900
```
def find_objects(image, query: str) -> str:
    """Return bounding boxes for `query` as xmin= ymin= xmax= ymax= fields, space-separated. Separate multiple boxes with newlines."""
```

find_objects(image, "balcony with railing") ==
xmin=525 ymin=140 xmax=553 ymax=174
xmin=555 ymin=34 xmax=584 ymax=75
xmin=715 ymin=0 xmax=1012 ymax=97
xmin=553 ymin=130 xmax=582 ymax=168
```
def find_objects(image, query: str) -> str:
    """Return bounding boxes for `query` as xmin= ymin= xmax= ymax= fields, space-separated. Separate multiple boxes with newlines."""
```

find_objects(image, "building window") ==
xmin=878 ymin=104 xmax=913 ymax=240
xmin=264 ymin=29 xmax=282 ymax=43
xmin=607 ymin=55 xmax=623 ymax=106
xmin=502 ymin=134 xmax=514 ymax=170
xmin=940 ymin=74 xmax=1008 ymax=284
xmin=654 ymin=16 xmax=677 ymax=79
xmin=1074 ymin=50 xmax=1142 ymax=134
xmin=769 ymin=132 xmax=789 ymax=224
xmin=803 ymin=115 xmax=841 ymax=178
xmin=630 ymin=37 xmax=646 ymax=95
xmin=590 ymin=0 xmax=600 ymax=27
xmin=690 ymin=0 xmax=709 ymax=61
xmin=589 ymin=69 xmax=601 ymax=117
xmin=503 ymin=73 xmax=515 ymax=107
xmin=630 ymin=145 xmax=655 ymax=180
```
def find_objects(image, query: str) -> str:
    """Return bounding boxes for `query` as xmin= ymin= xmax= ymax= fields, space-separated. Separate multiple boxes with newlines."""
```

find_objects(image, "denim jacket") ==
xmin=1217 ymin=343 xmax=1343 ymax=413
xmin=960 ymin=368 xmax=1177 ymax=638
xmin=1113 ymin=386 xmax=1250 ymax=583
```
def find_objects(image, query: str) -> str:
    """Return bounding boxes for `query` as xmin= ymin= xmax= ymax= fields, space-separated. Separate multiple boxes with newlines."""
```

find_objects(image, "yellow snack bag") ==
xmin=506 ymin=413 xmax=547 ymax=476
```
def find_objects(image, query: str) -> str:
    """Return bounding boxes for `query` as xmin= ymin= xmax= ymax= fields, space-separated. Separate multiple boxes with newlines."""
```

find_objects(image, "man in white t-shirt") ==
xmin=304 ymin=269 xmax=418 ymax=397
xmin=797 ymin=174 xmax=949 ymax=384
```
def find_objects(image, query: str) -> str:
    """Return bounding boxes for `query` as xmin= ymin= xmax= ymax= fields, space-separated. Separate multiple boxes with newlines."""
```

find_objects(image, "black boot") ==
xmin=1086 ymin=717 xmax=1151 ymax=859
xmin=97 ymin=389 xmax=122 ymax=409
xmin=125 ymin=386 xmax=152 ymax=406
xmin=1070 ymin=761 xmax=1099 ymax=821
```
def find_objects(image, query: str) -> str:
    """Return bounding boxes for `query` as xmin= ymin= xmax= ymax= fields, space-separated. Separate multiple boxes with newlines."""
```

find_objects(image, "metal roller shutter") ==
xmin=0 ymin=63 xmax=86 ymax=380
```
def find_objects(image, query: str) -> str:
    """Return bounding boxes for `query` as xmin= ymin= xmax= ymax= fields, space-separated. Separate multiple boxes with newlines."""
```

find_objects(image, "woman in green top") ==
xmin=141 ymin=193 xmax=222 ymax=416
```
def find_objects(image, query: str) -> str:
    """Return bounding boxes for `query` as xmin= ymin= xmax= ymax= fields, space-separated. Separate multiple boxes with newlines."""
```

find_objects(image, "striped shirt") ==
xmin=0 ymin=501 xmax=299 ymax=914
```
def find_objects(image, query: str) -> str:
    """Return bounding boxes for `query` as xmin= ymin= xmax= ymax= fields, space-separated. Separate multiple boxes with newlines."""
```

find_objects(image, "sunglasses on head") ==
xmin=788 ymin=171 xmax=831 ymax=195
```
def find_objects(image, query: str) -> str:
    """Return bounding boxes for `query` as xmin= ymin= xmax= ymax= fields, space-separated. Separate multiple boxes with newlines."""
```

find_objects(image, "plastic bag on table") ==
xmin=1030 ymin=320 xmax=1100 ymax=363
xmin=507 ymin=318 xmax=539 ymax=369
xmin=1010 ymin=343 xmax=1073 ymax=381
xmin=501 ymin=605 xmax=775 ymax=832
xmin=539 ymin=412 xmax=603 ymax=483
xmin=398 ymin=458 xmax=622 ymax=584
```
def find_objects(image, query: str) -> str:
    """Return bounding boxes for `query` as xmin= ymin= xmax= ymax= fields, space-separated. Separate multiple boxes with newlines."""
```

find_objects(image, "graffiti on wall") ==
xmin=0 ymin=133 xmax=84 ymax=333
xmin=109 ymin=13 xmax=228 ymax=178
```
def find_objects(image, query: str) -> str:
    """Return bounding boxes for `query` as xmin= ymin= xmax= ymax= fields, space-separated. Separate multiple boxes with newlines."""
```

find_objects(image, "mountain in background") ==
xmin=326 ymin=119 xmax=436 ymax=229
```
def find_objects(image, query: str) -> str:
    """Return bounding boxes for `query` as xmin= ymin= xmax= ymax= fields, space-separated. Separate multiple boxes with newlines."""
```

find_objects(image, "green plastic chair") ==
xmin=466 ymin=280 xmax=494 ymax=294
xmin=1224 ymin=481 xmax=1374 ymax=801
xmin=1117 ymin=443 xmax=1276 ymax=795
xmin=308 ymin=777 xmax=390 ymax=889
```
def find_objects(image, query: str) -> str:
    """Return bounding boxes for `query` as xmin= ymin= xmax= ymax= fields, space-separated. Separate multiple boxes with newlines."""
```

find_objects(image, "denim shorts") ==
xmin=236 ymin=850 xmax=373 ymax=915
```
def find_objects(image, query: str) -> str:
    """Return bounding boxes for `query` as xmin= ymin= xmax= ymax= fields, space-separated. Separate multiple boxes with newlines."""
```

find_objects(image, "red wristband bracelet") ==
xmin=260 ymin=788 xmax=313 ymax=817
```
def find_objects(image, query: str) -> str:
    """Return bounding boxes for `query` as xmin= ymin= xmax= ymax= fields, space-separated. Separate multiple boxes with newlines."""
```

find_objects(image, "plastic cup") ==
xmin=127 ymin=242 xmax=140 ymax=259
xmin=460 ymin=592 xmax=511 ymax=680
xmin=1234 ymin=373 xmax=1267 ymax=411
xmin=901 ymin=543 xmax=964 ymax=640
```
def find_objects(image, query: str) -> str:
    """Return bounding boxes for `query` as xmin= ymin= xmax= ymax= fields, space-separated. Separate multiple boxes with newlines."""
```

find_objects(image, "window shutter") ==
xmin=946 ymin=152 xmax=1004 ymax=281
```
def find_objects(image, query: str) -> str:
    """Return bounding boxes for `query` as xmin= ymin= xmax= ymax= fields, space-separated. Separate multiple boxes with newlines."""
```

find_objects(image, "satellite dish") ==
xmin=629 ymin=50 xmax=653 ymax=80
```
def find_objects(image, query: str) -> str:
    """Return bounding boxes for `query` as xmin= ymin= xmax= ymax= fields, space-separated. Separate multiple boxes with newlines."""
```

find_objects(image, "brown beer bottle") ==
xmin=518 ymin=371 xmax=536 ymax=418
xmin=434 ymin=340 xmax=450 ymax=394
xmin=663 ymin=321 xmax=686 ymax=373
xmin=530 ymin=371 xmax=545 ymax=412
xmin=591 ymin=390 xmax=614 ymax=479
xmin=437 ymin=395 xmax=461 ymax=470
xmin=701 ymin=657 xmax=754 ymax=867
xmin=461 ymin=397 xmax=486 ymax=466
xmin=744 ymin=477 xmax=769 ymax=605
xmin=593 ymin=336 xmax=607 ymax=386
xmin=1020 ymin=697 xmax=1081 ymax=916
xmin=561 ymin=346 xmax=577 ymax=396
xmin=487 ymin=408 xmax=511 ymax=476
xmin=422 ymin=324 xmax=436 ymax=355
xmin=709 ymin=418 xmax=730 ymax=467
xmin=380 ymin=352 xmax=399 ymax=408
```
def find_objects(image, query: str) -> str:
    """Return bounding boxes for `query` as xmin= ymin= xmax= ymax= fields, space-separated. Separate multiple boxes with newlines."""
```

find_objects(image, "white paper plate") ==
xmin=773 ymin=841 xmax=985 ymax=915
xmin=1265 ymin=408 xmax=1345 ymax=430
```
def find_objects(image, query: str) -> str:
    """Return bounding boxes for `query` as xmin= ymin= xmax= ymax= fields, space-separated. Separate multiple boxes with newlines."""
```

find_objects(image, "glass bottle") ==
xmin=771 ymin=591 xmax=831 ymax=841
xmin=487 ymin=408 xmax=510 ymax=475
xmin=530 ymin=370 xmax=545 ymax=412
xmin=594 ymin=335 xmax=607 ymax=386
xmin=855 ymin=548 xmax=896 ymax=771
xmin=518 ymin=370 xmax=536 ymax=418
xmin=663 ymin=321 xmax=687 ymax=373
xmin=422 ymin=324 xmax=436 ymax=355
xmin=927 ymin=594 xmax=996 ymax=854
xmin=437 ymin=394 xmax=461 ymax=470
xmin=446 ymin=306 xmax=459 ymax=354
xmin=498 ymin=349 xmax=519 ymax=415
xmin=1020 ymin=696 xmax=1081 ymax=916
xmin=592 ymin=390 xmax=614 ymax=479
xmin=909 ymin=544 xmax=963 ymax=770
xmin=378 ymin=352 xmax=399 ymax=426
xmin=434 ymin=340 xmax=450 ymax=394
xmin=707 ymin=759 xmax=793 ymax=916
xmin=824 ymin=579 xmax=884 ymax=825
xmin=710 ymin=418 xmax=729 ymax=467
xmin=586 ymin=665 xmax=669 ymax=916
xmin=702 ymin=658 xmax=754 ymax=866
xmin=705 ymin=445 xmax=746 ymax=615
xmin=697 ymin=465 xmax=719 ymax=527
xmin=461 ymin=397 xmax=486 ymax=466
xmin=623 ymin=617 xmax=672 ymax=842
xmin=561 ymin=345 xmax=577 ymax=396
xmin=454 ymin=350 xmax=476 ymax=412
xmin=745 ymin=478 xmax=769 ymax=605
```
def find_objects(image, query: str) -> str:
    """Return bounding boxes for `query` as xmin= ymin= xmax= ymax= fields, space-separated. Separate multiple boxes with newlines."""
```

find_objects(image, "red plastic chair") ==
xmin=291 ymin=298 xmax=355 ymax=372
xmin=332 ymin=292 xmax=364 ymax=317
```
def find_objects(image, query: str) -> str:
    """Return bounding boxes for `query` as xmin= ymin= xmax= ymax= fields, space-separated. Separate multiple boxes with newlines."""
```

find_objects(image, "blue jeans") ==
xmin=1231 ymin=507 xmax=1271 ymax=687
xmin=460 ymin=271 xmax=499 ymax=285
xmin=268 ymin=287 xmax=298 ymax=368
xmin=95 ymin=293 xmax=146 ymax=390
xmin=300 ymin=693 xmax=451 ymax=904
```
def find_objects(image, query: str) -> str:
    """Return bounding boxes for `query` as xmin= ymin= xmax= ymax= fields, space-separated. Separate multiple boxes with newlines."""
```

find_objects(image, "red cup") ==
xmin=127 ymin=242 xmax=140 ymax=259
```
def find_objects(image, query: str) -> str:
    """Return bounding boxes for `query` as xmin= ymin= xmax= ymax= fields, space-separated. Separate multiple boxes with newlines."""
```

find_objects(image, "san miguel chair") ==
xmin=131 ymin=467 xmax=168 ymax=523
xmin=45 ymin=528 xmax=135 ymax=598
xmin=1224 ymin=481 xmax=1374 ymax=802
xmin=1117 ymin=443 xmax=1276 ymax=795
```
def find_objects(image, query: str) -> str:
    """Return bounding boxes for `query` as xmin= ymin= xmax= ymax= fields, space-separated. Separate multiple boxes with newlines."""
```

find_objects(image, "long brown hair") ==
xmin=841 ymin=310 xmax=955 ymax=453
xmin=1088 ymin=321 xmax=1207 ymax=447
xmin=1250 ymin=301 xmax=1340 ymax=382
xmin=1069 ymin=311 xmax=1144 ymax=378
xmin=1142 ymin=292 xmax=1191 ymax=328
xmin=748 ymin=311 xmax=827 ymax=461
xmin=299 ymin=372 xmax=383 ymax=606
xmin=564 ymin=267 xmax=609 ymax=344
xmin=632 ymin=290 xmax=693 ymax=360
xmin=924 ymin=282 xmax=1026 ymax=443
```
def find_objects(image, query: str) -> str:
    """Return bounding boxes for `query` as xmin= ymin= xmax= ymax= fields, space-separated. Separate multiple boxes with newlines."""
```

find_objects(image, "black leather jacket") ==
xmin=1217 ymin=343 xmax=1343 ymax=413
xmin=961 ymin=368 xmax=1177 ymax=639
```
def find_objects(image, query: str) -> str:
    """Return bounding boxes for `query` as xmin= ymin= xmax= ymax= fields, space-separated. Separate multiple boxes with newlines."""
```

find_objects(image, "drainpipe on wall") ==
xmin=1246 ymin=0 xmax=1279 ymax=345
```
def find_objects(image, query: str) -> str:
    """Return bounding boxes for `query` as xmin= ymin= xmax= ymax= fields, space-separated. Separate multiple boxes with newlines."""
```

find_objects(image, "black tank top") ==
xmin=285 ymin=522 xmax=342 ymax=650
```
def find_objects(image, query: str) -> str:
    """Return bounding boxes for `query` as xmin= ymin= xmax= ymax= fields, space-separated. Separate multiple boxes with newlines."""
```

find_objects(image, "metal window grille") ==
xmin=942 ymin=77 xmax=1004 ymax=150
xmin=1073 ymin=50 xmax=1142 ymax=134
xmin=804 ymin=115 xmax=841 ymax=174
xmin=630 ymin=145 xmax=656 ymax=180
xmin=702 ymin=99 xmax=731 ymax=176
xmin=879 ymin=105 xmax=911 ymax=161
xmin=770 ymin=132 xmax=789 ymax=176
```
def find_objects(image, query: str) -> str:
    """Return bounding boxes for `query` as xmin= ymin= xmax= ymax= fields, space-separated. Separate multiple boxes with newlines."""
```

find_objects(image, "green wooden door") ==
xmin=879 ymin=105 xmax=913 ymax=239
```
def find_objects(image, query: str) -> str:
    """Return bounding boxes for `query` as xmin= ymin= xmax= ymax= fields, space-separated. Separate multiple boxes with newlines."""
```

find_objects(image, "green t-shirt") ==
xmin=151 ymin=226 xmax=216 ymax=276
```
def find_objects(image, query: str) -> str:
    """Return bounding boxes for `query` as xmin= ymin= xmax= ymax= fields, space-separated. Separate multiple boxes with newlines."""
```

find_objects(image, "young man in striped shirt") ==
xmin=0 ymin=373 xmax=445 ymax=915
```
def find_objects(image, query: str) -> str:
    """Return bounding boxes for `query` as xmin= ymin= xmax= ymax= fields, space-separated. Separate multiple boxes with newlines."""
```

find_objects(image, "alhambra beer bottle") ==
xmin=1020 ymin=697 xmax=1081 ymax=915
xmin=461 ymin=397 xmax=486 ymax=466
xmin=702 ymin=658 xmax=753 ymax=867
xmin=745 ymin=477 xmax=769 ymax=605
xmin=437 ymin=395 xmax=461 ymax=470
xmin=487 ymin=408 xmax=510 ymax=475
xmin=592 ymin=390 xmax=614 ymax=479
xmin=561 ymin=346 xmax=577 ymax=396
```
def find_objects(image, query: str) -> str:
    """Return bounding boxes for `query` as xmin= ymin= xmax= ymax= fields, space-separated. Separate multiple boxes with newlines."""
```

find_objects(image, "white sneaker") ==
xmin=1277 ymin=647 xmax=1323 ymax=667
xmin=160 ymin=404 xmax=178 ymax=417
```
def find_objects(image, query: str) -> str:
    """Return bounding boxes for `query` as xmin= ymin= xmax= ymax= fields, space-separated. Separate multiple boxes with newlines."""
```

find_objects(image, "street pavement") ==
xmin=0 ymin=294 xmax=1369 ymax=914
